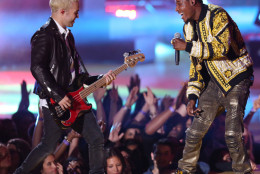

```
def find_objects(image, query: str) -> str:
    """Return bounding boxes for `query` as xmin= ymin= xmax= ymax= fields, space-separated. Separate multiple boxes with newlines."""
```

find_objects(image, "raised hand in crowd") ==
xmin=145 ymin=83 xmax=188 ymax=135
xmin=160 ymin=95 xmax=174 ymax=113
xmin=18 ymin=80 xmax=31 ymax=112
xmin=32 ymin=105 xmax=44 ymax=148
xmin=143 ymin=87 xmax=158 ymax=119
xmin=242 ymin=94 xmax=260 ymax=170
xmin=125 ymin=86 xmax=139 ymax=109
xmin=127 ymin=74 xmax=140 ymax=94
xmin=93 ymin=87 xmax=106 ymax=103
xmin=112 ymin=86 xmax=139 ymax=125
xmin=244 ymin=95 xmax=260 ymax=126
xmin=108 ymin=82 xmax=121 ymax=127
xmin=54 ymin=129 xmax=81 ymax=161
xmin=253 ymin=95 xmax=260 ymax=112
xmin=94 ymin=88 xmax=107 ymax=128
xmin=134 ymin=87 xmax=156 ymax=122
xmin=110 ymin=82 xmax=119 ymax=103
xmin=108 ymin=122 xmax=124 ymax=143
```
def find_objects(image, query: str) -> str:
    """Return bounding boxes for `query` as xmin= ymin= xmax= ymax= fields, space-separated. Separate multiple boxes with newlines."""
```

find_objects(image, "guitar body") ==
xmin=49 ymin=85 xmax=92 ymax=129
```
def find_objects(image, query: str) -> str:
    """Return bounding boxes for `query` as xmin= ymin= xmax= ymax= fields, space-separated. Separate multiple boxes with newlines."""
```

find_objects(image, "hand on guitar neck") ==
xmin=103 ymin=70 xmax=116 ymax=86
xmin=58 ymin=70 xmax=116 ymax=111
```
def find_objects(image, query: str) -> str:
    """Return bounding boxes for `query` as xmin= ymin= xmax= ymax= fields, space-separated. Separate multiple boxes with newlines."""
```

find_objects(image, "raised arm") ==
xmin=145 ymin=100 xmax=175 ymax=135
xmin=244 ymin=95 xmax=260 ymax=127
xmin=112 ymin=86 xmax=139 ymax=125
xmin=54 ymin=129 xmax=81 ymax=160
xmin=93 ymin=88 xmax=107 ymax=124
xmin=32 ymin=105 xmax=44 ymax=148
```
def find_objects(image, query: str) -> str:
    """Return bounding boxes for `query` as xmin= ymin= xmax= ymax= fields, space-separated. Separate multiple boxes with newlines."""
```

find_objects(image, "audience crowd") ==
xmin=0 ymin=75 xmax=260 ymax=174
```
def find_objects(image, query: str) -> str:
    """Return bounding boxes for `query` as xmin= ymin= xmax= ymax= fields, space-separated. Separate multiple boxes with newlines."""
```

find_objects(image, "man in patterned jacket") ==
xmin=172 ymin=0 xmax=254 ymax=173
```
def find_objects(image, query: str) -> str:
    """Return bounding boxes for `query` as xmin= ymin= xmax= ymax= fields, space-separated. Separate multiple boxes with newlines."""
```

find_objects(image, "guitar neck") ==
xmin=79 ymin=63 xmax=128 ymax=99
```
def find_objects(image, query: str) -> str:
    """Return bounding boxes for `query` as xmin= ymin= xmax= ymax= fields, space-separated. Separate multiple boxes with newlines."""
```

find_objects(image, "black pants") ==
xmin=178 ymin=78 xmax=252 ymax=174
xmin=14 ymin=107 xmax=104 ymax=174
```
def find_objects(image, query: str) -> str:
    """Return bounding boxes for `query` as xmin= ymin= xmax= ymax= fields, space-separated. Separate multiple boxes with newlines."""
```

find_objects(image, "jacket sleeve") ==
xmin=183 ymin=25 xmax=205 ymax=100
xmin=186 ymin=58 xmax=205 ymax=100
xmin=185 ymin=9 xmax=231 ymax=61
xmin=30 ymin=30 xmax=66 ymax=103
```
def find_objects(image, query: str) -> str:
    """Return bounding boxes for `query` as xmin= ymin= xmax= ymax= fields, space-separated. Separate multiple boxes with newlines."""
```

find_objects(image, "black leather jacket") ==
xmin=31 ymin=17 xmax=98 ymax=103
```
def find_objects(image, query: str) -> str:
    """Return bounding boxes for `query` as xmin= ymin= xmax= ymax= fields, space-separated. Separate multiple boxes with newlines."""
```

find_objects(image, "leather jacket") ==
xmin=31 ymin=17 xmax=98 ymax=103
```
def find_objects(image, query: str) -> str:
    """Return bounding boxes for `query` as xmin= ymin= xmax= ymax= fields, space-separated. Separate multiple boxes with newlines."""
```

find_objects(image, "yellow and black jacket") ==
xmin=184 ymin=4 xmax=253 ymax=100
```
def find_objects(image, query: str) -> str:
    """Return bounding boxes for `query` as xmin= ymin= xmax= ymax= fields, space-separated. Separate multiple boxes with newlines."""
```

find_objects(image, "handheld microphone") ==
xmin=174 ymin=32 xmax=181 ymax=65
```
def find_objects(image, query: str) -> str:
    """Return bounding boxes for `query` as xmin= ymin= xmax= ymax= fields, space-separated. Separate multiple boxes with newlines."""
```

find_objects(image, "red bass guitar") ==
xmin=48 ymin=51 xmax=145 ymax=129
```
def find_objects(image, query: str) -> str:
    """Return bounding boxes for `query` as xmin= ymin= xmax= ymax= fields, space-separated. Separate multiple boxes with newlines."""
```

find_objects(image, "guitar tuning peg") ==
xmin=123 ymin=52 xmax=130 ymax=57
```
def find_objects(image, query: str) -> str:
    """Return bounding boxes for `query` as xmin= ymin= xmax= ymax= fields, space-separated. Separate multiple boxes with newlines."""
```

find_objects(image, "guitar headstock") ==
xmin=124 ymin=50 xmax=145 ymax=68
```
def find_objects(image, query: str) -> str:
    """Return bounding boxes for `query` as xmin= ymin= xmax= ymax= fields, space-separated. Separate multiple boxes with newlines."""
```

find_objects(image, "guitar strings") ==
xmin=52 ymin=56 xmax=143 ymax=117
xmin=58 ymin=60 xmax=137 ymax=104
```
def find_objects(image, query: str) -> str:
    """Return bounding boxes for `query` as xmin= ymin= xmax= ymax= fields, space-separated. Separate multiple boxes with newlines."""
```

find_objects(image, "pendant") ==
xmin=196 ymin=64 xmax=202 ymax=71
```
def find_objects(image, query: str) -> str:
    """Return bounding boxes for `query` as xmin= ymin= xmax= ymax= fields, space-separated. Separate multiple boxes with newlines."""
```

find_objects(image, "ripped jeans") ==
xmin=178 ymin=78 xmax=253 ymax=174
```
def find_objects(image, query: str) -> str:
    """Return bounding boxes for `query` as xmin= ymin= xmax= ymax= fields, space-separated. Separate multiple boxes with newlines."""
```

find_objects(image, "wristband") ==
xmin=149 ymin=112 xmax=157 ymax=119
xmin=38 ymin=117 xmax=44 ymax=121
xmin=63 ymin=139 xmax=70 ymax=146
xmin=64 ymin=136 xmax=72 ymax=143
xmin=139 ymin=110 xmax=147 ymax=116
xmin=123 ymin=105 xmax=130 ymax=110
xmin=169 ymin=106 xmax=175 ymax=113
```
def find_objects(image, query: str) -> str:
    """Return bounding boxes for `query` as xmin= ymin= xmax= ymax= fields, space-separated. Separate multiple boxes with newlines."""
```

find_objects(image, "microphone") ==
xmin=174 ymin=32 xmax=181 ymax=65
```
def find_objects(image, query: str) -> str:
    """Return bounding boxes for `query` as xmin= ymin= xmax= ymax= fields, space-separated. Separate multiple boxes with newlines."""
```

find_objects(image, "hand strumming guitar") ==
xmin=58 ymin=95 xmax=72 ymax=111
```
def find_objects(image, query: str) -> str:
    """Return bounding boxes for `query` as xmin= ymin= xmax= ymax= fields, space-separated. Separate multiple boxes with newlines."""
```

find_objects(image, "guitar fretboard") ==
xmin=79 ymin=63 xmax=128 ymax=99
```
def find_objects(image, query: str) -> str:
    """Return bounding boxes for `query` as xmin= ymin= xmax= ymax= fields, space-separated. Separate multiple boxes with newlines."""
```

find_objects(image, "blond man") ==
xmin=15 ymin=0 xmax=116 ymax=173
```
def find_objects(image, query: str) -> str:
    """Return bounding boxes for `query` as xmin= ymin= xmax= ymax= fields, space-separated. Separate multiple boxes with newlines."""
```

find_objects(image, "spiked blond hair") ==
xmin=49 ymin=0 xmax=79 ymax=12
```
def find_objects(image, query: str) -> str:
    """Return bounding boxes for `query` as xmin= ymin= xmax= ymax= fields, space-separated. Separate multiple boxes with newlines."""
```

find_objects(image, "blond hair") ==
xmin=49 ymin=0 xmax=78 ymax=13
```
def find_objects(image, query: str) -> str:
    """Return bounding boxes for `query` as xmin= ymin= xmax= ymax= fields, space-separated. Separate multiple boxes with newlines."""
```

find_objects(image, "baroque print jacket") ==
xmin=184 ymin=4 xmax=253 ymax=100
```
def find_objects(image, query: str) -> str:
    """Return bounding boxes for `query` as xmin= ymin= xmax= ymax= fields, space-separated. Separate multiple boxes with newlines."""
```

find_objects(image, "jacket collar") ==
xmin=41 ymin=17 xmax=58 ymax=31
xmin=198 ymin=4 xmax=208 ymax=22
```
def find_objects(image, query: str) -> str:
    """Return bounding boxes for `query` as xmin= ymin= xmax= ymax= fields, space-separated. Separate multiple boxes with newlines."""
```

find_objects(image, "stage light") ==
xmin=105 ymin=5 xmax=137 ymax=20
xmin=115 ymin=9 xmax=136 ymax=20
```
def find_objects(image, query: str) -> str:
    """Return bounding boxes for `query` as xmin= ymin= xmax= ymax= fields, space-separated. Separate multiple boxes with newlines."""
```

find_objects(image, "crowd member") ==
xmin=209 ymin=148 xmax=232 ymax=173
xmin=0 ymin=143 xmax=11 ymax=174
xmin=6 ymin=138 xmax=31 ymax=173
xmin=145 ymin=83 xmax=188 ymax=141
xmin=12 ymin=81 xmax=35 ymax=144
xmin=242 ymin=96 xmax=260 ymax=170
xmin=172 ymin=0 xmax=254 ymax=173
xmin=32 ymin=154 xmax=63 ymax=174
xmin=103 ymin=85 xmax=123 ymax=130
xmin=105 ymin=148 xmax=126 ymax=174
xmin=0 ymin=119 xmax=18 ymax=144
xmin=144 ymin=138 xmax=179 ymax=174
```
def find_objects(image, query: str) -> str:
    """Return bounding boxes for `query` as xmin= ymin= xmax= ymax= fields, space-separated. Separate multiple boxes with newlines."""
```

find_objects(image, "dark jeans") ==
xmin=14 ymin=107 xmax=104 ymax=174
xmin=178 ymin=78 xmax=252 ymax=174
